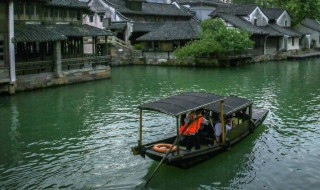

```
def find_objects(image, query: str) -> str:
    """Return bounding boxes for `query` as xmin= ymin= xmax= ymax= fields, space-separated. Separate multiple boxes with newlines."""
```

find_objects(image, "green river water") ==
xmin=0 ymin=59 xmax=319 ymax=189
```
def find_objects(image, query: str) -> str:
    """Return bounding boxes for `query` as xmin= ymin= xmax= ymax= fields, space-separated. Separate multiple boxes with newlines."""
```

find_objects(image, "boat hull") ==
xmin=137 ymin=108 xmax=269 ymax=168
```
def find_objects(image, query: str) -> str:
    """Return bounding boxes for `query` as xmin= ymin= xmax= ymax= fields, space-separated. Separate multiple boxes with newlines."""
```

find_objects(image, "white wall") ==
xmin=190 ymin=7 xmax=216 ymax=21
xmin=277 ymin=11 xmax=291 ymax=27
xmin=287 ymin=37 xmax=300 ymax=50
xmin=249 ymin=7 xmax=269 ymax=26
xmin=84 ymin=0 xmax=119 ymax=29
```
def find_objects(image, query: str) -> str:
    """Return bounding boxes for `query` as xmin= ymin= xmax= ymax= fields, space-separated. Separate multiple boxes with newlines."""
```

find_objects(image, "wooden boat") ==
xmin=131 ymin=92 xmax=268 ymax=168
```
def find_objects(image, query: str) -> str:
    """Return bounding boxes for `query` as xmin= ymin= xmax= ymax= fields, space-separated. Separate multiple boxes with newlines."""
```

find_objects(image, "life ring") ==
xmin=153 ymin=143 xmax=177 ymax=153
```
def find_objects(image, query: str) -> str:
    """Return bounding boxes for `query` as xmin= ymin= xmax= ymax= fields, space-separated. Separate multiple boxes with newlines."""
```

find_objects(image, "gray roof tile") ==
xmin=132 ymin=22 xmax=164 ymax=32
xmin=14 ymin=24 xmax=112 ymax=42
xmin=300 ymin=18 xmax=320 ymax=31
xmin=217 ymin=13 xmax=268 ymax=35
xmin=14 ymin=24 xmax=68 ymax=42
xmin=47 ymin=0 xmax=88 ymax=9
xmin=109 ymin=22 xmax=127 ymax=30
xmin=209 ymin=4 xmax=257 ymax=17
xmin=261 ymin=8 xmax=285 ymax=20
xmin=104 ymin=0 xmax=192 ymax=17
xmin=177 ymin=0 xmax=226 ymax=6
xmin=137 ymin=21 xmax=200 ymax=41
xmin=269 ymin=24 xmax=301 ymax=37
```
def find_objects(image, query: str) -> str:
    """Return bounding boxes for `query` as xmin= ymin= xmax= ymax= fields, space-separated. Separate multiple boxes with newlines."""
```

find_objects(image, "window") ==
xmin=52 ymin=8 xmax=59 ymax=18
xmin=154 ymin=41 xmax=160 ymax=51
xmin=0 ymin=35 xmax=4 ymax=65
xmin=26 ymin=2 xmax=34 ymax=17
xmin=60 ymin=9 xmax=67 ymax=18
xmin=146 ymin=41 xmax=153 ymax=51
xmin=44 ymin=8 xmax=49 ymax=18
xmin=292 ymin=38 xmax=295 ymax=46
xmin=319 ymin=32 xmax=320 ymax=43
xmin=89 ymin=15 xmax=94 ymax=23
xmin=285 ymin=20 xmax=288 ymax=26
xmin=173 ymin=41 xmax=180 ymax=49
xmin=100 ymin=15 xmax=104 ymax=22
xmin=15 ymin=2 xmax=24 ymax=16
xmin=49 ymin=8 xmax=54 ymax=17
xmin=77 ymin=11 xmax=82 ymax=20
xmin=254 ymin=18 xmax=257 ymax=26
xmin=69 ymin=10 xmax=76 ymax=18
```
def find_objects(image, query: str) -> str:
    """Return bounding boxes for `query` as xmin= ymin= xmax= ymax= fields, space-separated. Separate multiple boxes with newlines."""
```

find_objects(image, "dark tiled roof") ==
xmin=259 ymin=26 xmax=283 ymax=37
xmin=177 ymin=0 xmax=226 ymax=6
xmin=209 ymin=4 xmax=257 ymax=17
xmin=104 ymin=0 xmax=192 ymax=17
xmin=217 ymin=13 xmax=268 ymax=35
xmin=133 ymin=22 xmax=164 ymax=32
xmin=269 ymin=24 xmax=301 ymax=37
xmin=50 ymin=24 xmax=112 ymax=37
xmin=14 ymin=24 xmax=112 ymax=42
xmin=14 ymin=24 xmax=68 ymax=42
xmin=109 ymin=22 xmax=127 ymax=30
xmin=47 ymin=0 xmax=88 ymax=9
xmin=137 ymin=21 xmax=200 ymax=41
xmin=261 ymin=8 xmax=285 ymax=20
xmin=300 ymin=18 xmax=320 ymax=31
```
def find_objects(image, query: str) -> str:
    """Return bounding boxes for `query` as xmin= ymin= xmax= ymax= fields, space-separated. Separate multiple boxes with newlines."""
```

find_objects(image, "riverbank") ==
xmin=110 ymin=47 xmax=320 ymax=67
xmin=0 ymin=66 xmax=111 ymax=95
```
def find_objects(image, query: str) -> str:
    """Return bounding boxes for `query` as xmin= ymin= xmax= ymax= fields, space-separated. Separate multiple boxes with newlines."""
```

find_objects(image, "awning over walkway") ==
xmin=50 ymin=24 xmax=112 ymax=37
xmin=14 ymin=24 xmax=68 ymax=42
xmin=14 ymin=24 xmax=112 ymax=42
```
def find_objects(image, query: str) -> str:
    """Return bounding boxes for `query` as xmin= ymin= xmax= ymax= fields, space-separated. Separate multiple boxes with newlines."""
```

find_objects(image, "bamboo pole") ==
xmin=220 ymin=100 xmax=225 ymax=144
xmin=139 ymin=108 xmax=142 ymax=146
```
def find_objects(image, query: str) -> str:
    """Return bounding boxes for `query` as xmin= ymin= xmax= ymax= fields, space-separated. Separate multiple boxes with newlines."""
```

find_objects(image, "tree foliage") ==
xmin=233 ymin=0 xmax=320 ymax=25
xmin=174 ymin=19 xmax=254 ymax=58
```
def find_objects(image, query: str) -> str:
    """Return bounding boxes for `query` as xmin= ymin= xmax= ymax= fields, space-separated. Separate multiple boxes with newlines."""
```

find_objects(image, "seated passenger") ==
xmin=214 ymin=119 xmax=231 ymax=144
xmin=179 ymin=110 xmax=208 ymax=151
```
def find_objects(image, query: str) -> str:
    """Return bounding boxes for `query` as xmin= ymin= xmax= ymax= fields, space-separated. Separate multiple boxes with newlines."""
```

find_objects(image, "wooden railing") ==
xmin=16 ymin=60 xmax=54 ymax=75
xmin=16 ymin=56 xmax=111 ymax=75
xmin=61 ymin=56 xmax=111 ymax=70
xmin=0 ymin=66 xmax=10 ymax=83
xmin=108 ymin=36 xmax=142 ymax=57
xmin=108 ymin=36 xmax=134 ymax=50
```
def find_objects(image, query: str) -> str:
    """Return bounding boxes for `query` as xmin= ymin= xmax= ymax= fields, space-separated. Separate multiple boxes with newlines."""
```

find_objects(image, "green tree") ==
xmin=174 ymin=19 xmax=253 ymax=58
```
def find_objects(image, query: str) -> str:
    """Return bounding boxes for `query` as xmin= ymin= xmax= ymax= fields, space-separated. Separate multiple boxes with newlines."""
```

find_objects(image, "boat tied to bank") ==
xmin=131 ymin=92 xmax=268 ymax=168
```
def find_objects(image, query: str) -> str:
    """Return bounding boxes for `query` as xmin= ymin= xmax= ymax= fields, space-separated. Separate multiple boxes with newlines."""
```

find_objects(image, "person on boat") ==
xmin=179 ymin=110 xmax=208 ymax=151
xmin=214 ymin=118 xmax=231 ymax=144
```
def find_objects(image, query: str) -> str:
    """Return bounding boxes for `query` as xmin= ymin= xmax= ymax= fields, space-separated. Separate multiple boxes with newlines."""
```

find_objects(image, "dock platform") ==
xmin=287 ymin=52 xmax=320 ymax=60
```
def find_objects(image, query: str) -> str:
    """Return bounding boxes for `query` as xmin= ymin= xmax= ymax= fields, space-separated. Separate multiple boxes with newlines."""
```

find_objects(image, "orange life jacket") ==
xmin=179 ymin=114 xmax=203 ymax=136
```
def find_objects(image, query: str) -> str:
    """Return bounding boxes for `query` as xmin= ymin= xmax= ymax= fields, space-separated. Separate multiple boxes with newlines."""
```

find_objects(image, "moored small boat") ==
xmin=131 ymin=92 xmax=268 ymax=168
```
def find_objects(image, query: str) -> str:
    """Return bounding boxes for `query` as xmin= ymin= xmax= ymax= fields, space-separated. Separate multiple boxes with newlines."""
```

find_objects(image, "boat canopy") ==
xmin=207 ymin=95 xmax=253 ymax=116
xmin=138 ymin=92 xmax=225 ymax=117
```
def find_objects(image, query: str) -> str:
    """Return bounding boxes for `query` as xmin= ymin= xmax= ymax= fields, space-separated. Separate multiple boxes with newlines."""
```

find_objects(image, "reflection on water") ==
xmin=0 ymin=59 xmax=319 ymax=189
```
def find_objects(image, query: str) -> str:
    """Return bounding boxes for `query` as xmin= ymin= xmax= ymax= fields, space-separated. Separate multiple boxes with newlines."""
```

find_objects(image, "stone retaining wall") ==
xmin=15 ymin=66 xmax=111 ymax=92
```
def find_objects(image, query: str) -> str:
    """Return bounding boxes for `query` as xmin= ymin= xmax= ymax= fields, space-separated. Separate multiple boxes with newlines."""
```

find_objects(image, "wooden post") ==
xmin=139 ymin=108 xmax=143 ymax=146
xmin=105 ymin=36 xmax=109 ymax=56
xmin=176 ymin=116 xmax=180 ymax=155
xmin=53 ymin=41 xmax=62 ymax=77
xmin=8 ymin=0 xmax=16 ymax=83
xmin=220 ymin=100 xmax=225 ymax=144
xmin=92 ymin=36 xmax=95 ymax=56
